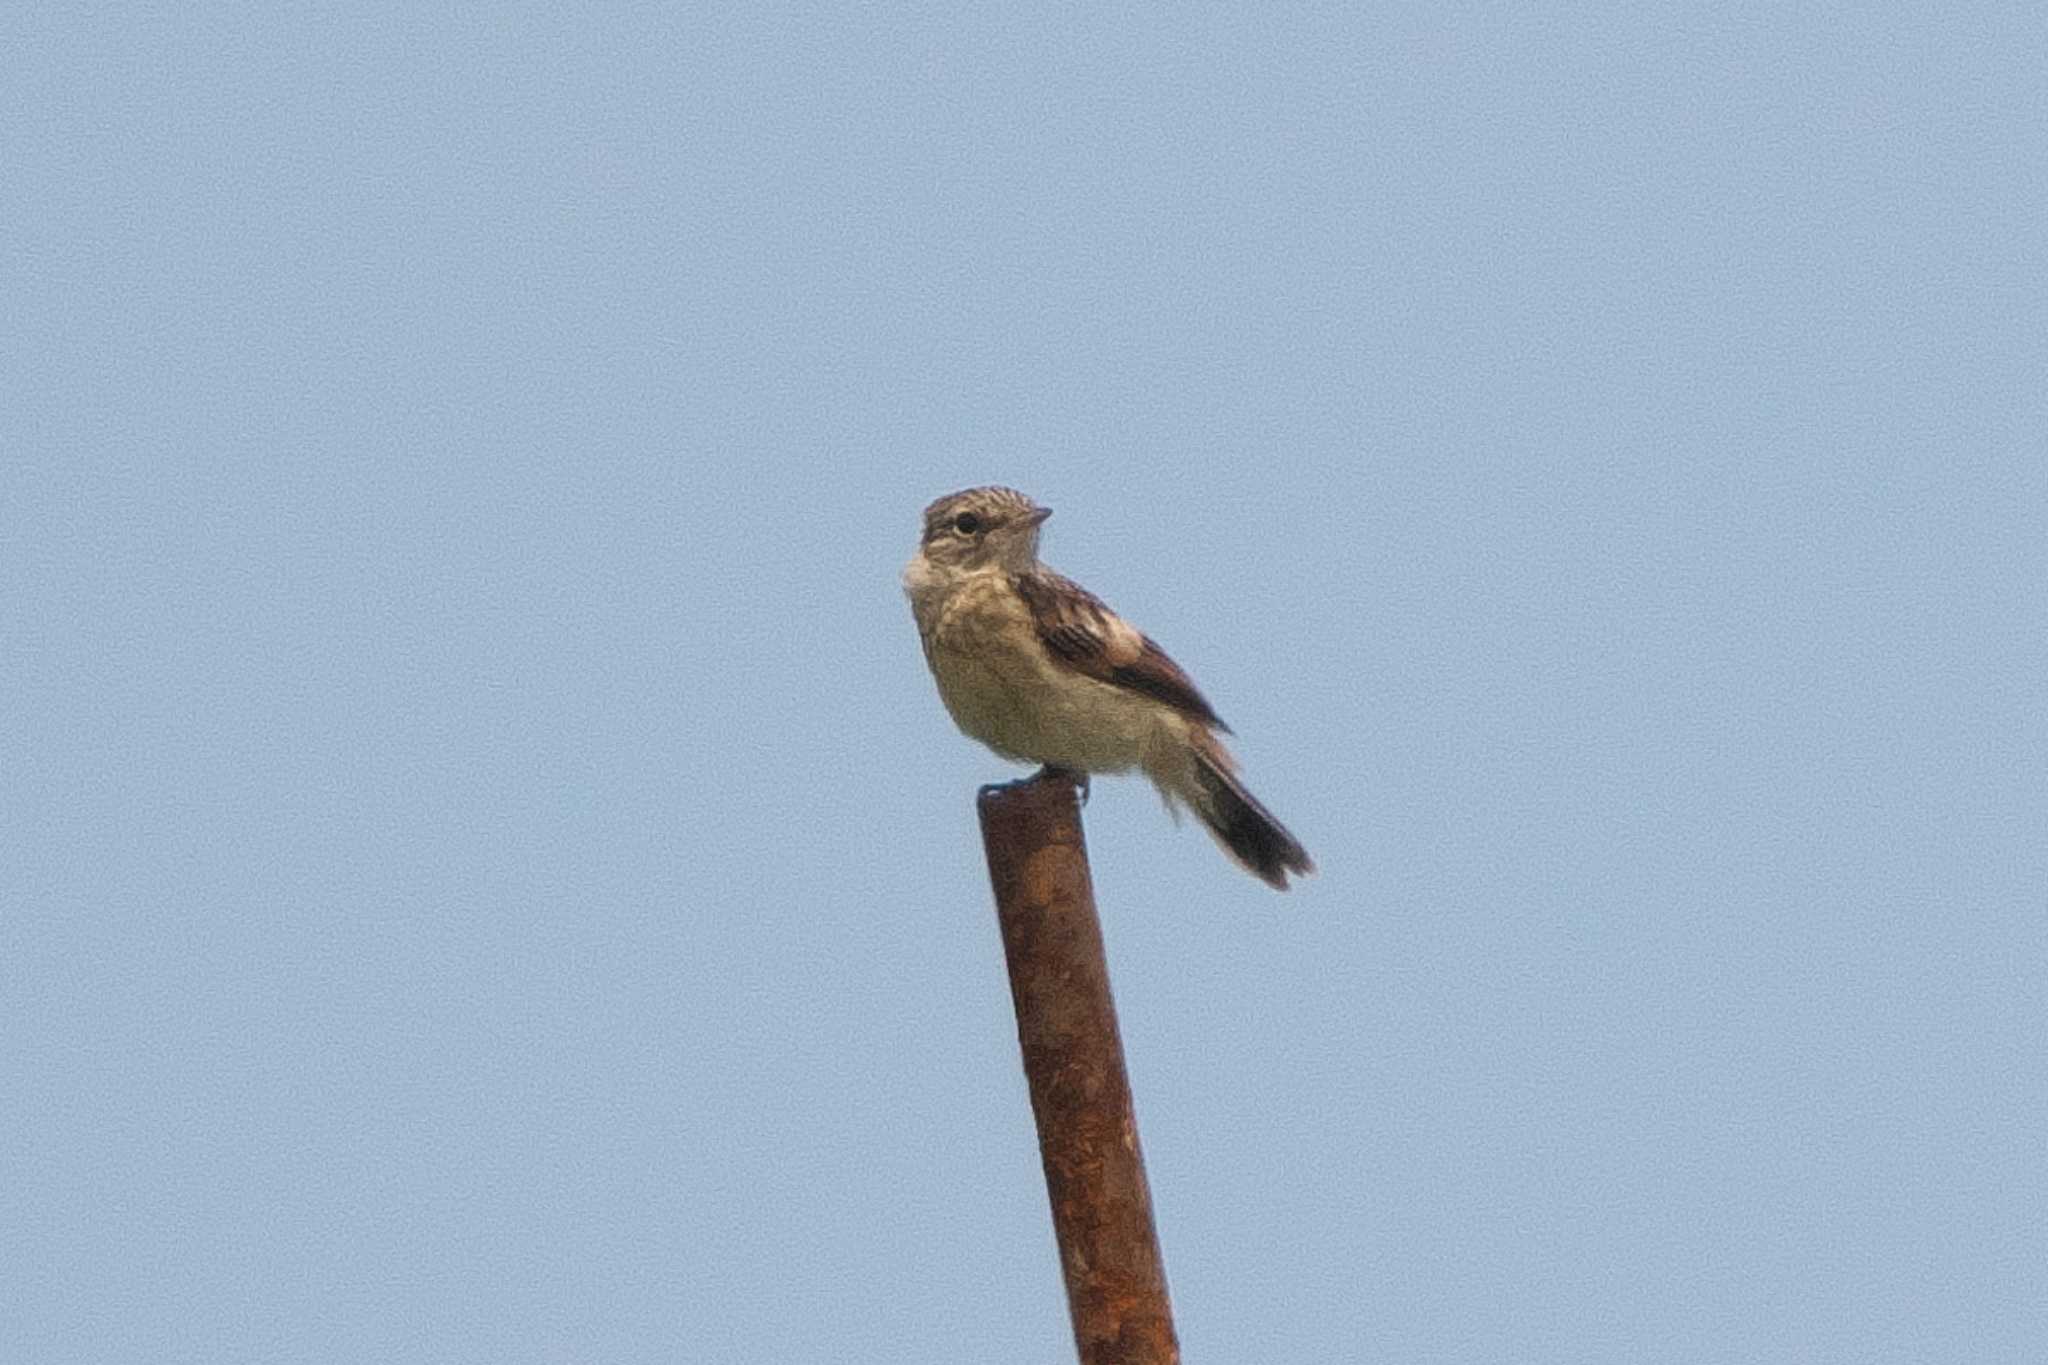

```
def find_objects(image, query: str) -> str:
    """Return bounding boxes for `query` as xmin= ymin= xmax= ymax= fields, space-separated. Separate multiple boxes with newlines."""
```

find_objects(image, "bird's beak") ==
xmin=1029 ymin=507 xmax=1053 ymax=526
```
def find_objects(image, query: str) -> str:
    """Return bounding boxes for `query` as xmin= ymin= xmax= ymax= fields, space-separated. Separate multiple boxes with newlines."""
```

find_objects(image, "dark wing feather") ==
xmin=1011 ymin=570 xmax=1230 ymax=732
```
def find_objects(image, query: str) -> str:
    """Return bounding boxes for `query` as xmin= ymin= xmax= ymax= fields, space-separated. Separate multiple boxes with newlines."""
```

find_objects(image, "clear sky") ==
xmin=6 ymin=5 xmax=2043 ymax=1362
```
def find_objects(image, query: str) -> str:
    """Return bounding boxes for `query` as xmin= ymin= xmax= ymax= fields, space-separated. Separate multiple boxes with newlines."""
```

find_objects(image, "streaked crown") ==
xmin=920 ymin=486 xmax=1042 ymax=540
xmin=916 ymin=485 xmax=1050 ymax=571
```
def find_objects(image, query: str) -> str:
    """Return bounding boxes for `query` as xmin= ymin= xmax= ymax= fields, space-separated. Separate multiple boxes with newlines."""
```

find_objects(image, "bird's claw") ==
xmin=1037 ymin=765 xmax=1091 ymax=805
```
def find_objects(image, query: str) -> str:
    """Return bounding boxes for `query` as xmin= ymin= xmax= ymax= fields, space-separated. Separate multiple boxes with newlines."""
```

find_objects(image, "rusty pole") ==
xmin=977 ymin=769 xmax=1180 ymax=1365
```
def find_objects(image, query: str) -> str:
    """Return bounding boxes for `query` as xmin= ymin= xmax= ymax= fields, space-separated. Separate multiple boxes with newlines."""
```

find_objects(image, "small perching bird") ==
xmin=903 ymin=486 xmax=1314 ymax=889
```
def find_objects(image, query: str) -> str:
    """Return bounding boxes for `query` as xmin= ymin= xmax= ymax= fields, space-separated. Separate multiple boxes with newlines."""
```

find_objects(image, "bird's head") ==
xmin=915 ymin=486 xmax=1052 ymax=575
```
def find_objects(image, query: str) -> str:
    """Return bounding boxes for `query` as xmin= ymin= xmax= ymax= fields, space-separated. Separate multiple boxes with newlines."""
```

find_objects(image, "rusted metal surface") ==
xmin=977 ymin=770 xmax=1180 ymax=1365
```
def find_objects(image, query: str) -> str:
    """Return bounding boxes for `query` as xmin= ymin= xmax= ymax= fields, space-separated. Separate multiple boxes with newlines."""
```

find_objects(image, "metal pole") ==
xmin=977 ymin=770 xmax=1180 ymax=1365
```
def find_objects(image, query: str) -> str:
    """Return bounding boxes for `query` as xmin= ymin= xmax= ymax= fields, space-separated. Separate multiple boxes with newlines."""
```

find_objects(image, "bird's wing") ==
xmin=1011 ymin=569 xmax=1230 ymax=732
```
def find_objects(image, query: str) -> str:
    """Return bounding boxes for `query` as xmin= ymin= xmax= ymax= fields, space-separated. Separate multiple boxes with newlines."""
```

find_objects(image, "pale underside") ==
xmin=903 ymin=536 xmax=1310 ymax=887
xmin=906 ymin=568 xmax=1207 ymax=802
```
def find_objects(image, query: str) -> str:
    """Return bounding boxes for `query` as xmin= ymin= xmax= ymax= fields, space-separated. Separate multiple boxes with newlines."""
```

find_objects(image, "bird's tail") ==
xmin=1175 ymin=736 xmax=1314 ymax=891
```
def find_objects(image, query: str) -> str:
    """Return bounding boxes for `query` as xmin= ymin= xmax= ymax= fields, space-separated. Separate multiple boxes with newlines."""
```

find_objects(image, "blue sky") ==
xmin=6 ymin=5 xmax=2043 ymax=1361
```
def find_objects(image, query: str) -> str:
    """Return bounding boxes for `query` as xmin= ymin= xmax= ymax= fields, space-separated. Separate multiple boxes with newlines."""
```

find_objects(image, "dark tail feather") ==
xmin=1191 ymin=749 xmax=1314 ymax=890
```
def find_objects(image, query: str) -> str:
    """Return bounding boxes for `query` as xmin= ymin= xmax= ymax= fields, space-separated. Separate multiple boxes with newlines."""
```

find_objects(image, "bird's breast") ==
xmin=914 ymin=572 xmax=1164 ymax=772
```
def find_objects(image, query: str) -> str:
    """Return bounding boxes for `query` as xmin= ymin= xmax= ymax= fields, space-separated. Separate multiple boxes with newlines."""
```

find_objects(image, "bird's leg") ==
xmin=1037 ymin=764 xmax=1090 ymax=805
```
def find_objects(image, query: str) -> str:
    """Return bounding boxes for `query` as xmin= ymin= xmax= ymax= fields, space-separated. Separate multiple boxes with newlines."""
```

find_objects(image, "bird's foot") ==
xmin=1036 ymin=765 xmax=1090 ymax=805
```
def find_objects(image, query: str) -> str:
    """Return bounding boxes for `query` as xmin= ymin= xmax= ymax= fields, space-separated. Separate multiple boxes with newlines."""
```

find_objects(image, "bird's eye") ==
xmin=952 ymin=512 xmax=982 ymax=535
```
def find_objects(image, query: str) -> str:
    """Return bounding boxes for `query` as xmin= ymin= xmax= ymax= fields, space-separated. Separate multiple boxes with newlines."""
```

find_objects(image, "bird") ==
xmin=902 ymin=485 xmax=1313 ymax=890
